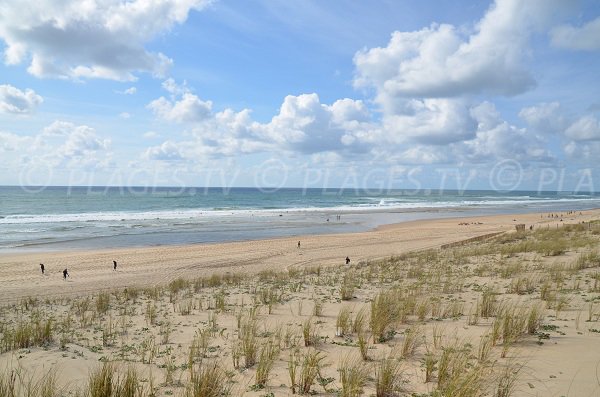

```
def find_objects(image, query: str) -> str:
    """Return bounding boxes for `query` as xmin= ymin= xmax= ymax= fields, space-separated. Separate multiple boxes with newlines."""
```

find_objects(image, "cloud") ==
xmin=352 ymin=0 xmax=569 ymax=108
xmin=119 ymin=112 xmax=131 ymax=119
xmin=565 ymin=115 xmax=600 ymax=141
xmin=0 ymin=131 xmax=32 ymax=151
xmin=144 ymin=140 xmax=185 ymax=160
xmin=0 ymin=84 xmax=43 ymax=114
xmin=519 ymin=102 xmax=567 ymax=134
xmin=255 ymin=94 xmax=372 ymax=154
xmin=1 ymin=121 xmax=112 ymax=174
xmin=551 ymin=16 xmax=600 ymax=51
xmin=564 ymin=141 xmax=600 ymax=162
xmin=457 ymin=102 xmax=552 ymax=163
xmin=380 ymin=98 xmax=477 ymax=145
xmin=29 ymin=121 xmax=112 ymax=170
xmin=162 ymin=78 xmax=189 ymax=96
xmin=348 ymin=0 xmax=573 ymax=151
xmin=396 ymin=146 xmax=448 ymax=165
xmin=122 ymin=87 xmax=137 ymax=95
xmin=144 ymin=93 xmax=376 ymax=160
xmin=148 ymin=92 xmax=213 ymax=123
xmin=0 ymin=0 xmax=212 ymax=80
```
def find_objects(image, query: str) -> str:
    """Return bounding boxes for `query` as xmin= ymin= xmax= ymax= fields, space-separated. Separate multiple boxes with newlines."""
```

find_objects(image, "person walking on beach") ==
xmin=113 ymin=260 xmax=117 ymax=271
xmin=297 ymin=241 xmax=301 ymax=249
xmin=40 ymin=263 xmax=45 ymax=275
xmin=63 ymin=268 xmax=69 ymax=280
xmin=345 ymin=256 xmax=350 ymax=265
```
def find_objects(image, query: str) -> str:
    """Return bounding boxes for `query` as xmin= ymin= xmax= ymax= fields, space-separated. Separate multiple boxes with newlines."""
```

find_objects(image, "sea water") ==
xmin=0 ymin=186 xmax=598 ymax=252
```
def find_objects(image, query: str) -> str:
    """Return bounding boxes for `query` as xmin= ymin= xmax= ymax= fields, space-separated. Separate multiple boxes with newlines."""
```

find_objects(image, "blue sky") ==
xmin=1 ymin=0 xmax=599 ymax=191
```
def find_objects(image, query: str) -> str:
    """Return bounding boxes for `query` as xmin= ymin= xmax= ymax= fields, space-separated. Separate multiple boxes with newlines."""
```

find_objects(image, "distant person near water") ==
xmin=63 ymin=268 xmax=69 ymax=280
xmin=113 ymin=260 xmax=117 ymax=271
xmin=40 ymin=263 xmax=44 ymax=275
xmin=345 ymin=256 xmax=350 ymax=265
xmin=298 ymin=241 xmax=301 ymax=248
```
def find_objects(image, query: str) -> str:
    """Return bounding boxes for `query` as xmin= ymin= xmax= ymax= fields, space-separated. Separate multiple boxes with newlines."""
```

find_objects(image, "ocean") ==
xmin=1 ymin=186 xmax=599 ymax=252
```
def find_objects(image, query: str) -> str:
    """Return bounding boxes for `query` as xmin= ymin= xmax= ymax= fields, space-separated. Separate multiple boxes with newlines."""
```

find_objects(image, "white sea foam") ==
xmin=1 ymin=197 xmax=599 ymax=225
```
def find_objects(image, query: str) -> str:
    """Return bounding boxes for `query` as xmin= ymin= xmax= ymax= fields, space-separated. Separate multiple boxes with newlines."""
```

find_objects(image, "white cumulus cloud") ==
xmin=0 ymin=84 xmax=43 ymax=114
xmin=148 ymin=92 xmax=213 ymax=123
xmin=380 ymin=98 xmax=477 ymax=145
xmin=353 ymin=0 xmax=569 ymax=110
xmin=144 ymin=140 xmax=185 ymax=160
xmin=144 ymin=93 xmax=376 ymax=160
xmin=551 ymin=16 xmax=600 ymax=51
xmin=0 ymin=0 xmax=211 ymax=81
xmin=457 ymin=102 xmax=552 ymax=164
xmin=565 ymin=115 xmax=600 ymax=141
xmin=519 ymin=102 xmax=567 ymax=134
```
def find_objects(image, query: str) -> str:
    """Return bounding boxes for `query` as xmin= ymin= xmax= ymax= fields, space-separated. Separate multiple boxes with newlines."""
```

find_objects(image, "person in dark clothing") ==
xmin=40 ymin=263 xmax=45 ymax=275
xmin=297 ymin=241 xmax=301 ymax=248
xmin=345 ymin=256 xmax=350 ymax=265
xmin=63 ymin=268 xmax=69 ymax=280
xmin=113 ymin=260 xmax=117 ymax=271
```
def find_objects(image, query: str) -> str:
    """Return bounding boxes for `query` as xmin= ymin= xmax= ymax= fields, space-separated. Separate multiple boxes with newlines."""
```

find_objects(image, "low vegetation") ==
xmin=1 ymin=220 xmax=599 ymax=396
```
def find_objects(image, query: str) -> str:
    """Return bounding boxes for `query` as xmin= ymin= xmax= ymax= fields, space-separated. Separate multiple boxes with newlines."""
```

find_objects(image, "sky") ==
xmin=1 ymin=0 xmax=599 ymax=192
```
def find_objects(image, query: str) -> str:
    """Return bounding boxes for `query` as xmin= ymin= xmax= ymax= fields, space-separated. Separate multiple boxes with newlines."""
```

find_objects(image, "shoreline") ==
xmin=1 ymin=208 xmax=598 ymax=303
xmin=2 ymin=203 xmax=595 ymax=254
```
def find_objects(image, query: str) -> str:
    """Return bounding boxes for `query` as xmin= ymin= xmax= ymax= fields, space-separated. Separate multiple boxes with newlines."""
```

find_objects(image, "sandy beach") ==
xmin=0 ymin=210 xmax=586 ymax=303
xmin=1 ymin=209 xmax=600 ymax=397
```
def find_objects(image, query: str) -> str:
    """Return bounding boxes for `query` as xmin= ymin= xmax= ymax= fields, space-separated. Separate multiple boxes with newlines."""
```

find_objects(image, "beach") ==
xmin=1 ymin=209 xmax=600 ymax=397
xmin=0 ymin=210 xmax=584 ymax=303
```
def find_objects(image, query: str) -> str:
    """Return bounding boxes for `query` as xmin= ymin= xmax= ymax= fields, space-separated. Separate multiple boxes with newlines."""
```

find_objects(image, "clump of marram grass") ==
xmin=87 ymin=362 xmax=150 ymax=397
xmin=299 ymin=349 xmax=326 ymax=395
xmin=357 ymin=328 xmax=370 ymax=361
xmin=352 ymin=307 xmax=368 ymax=335
xmin=526 ymin=302 xmax=545 ymax=334
xmin=177 ymin=298 xmax=193 ymax=315
xmin=1 ymin=312 xmax=54 ymax=353
xmin=239 ymin=314 xmax=258 ymax=368
xmin=0 ymin=366 xmax=61 ymax=397
xmin=375 ymin=354 xmax=404 ymax=397
xmin=312 ymin=297 xmax=323 ymax=317
xmin=302 ymin=316 xmax=319 ymax=347
xmin=288 ymin=348 xmax=300 ymax=394
xmin=335 ymin=305 xmax=352 ymax=337
xmin=574 ymin=249 xmax=600 ymax=270
xmin=340 ymin=274 xmax=355 ymax=301
xmin=186 ymin=360 xmax=231 ymax=397
xmin=400 ymin=324 xmax=423 ymax=358
xmin=370 ymin=290 xmax=398 ymax=343
xmin=509 ymin=275 xmax=537 ymax=295
xmin=477 ymin=332 xmax=493 ymax=363
xmin=339 ymin=353 xmax=370 ymax=397
xmin=95 ymin=292 xmax=110 ymax=315
xmin=145 ymin=301 xmax=157 ymax=325
xmin=254 ymin=340 xmax=280 ymax=388
xmin=479 ymin=288 xmax=498 ymax=318
xmin=436 ymin=342 xmax=489 ymax=396
xmin=168 ymin=277 xmax=189 ymax=295
xmin=494 ymin=361 xmax=523 ymax=397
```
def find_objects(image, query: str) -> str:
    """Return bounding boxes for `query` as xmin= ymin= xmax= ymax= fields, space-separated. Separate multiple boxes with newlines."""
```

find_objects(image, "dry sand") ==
xmin=1 ymin=209 xmax=599 ymax=397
